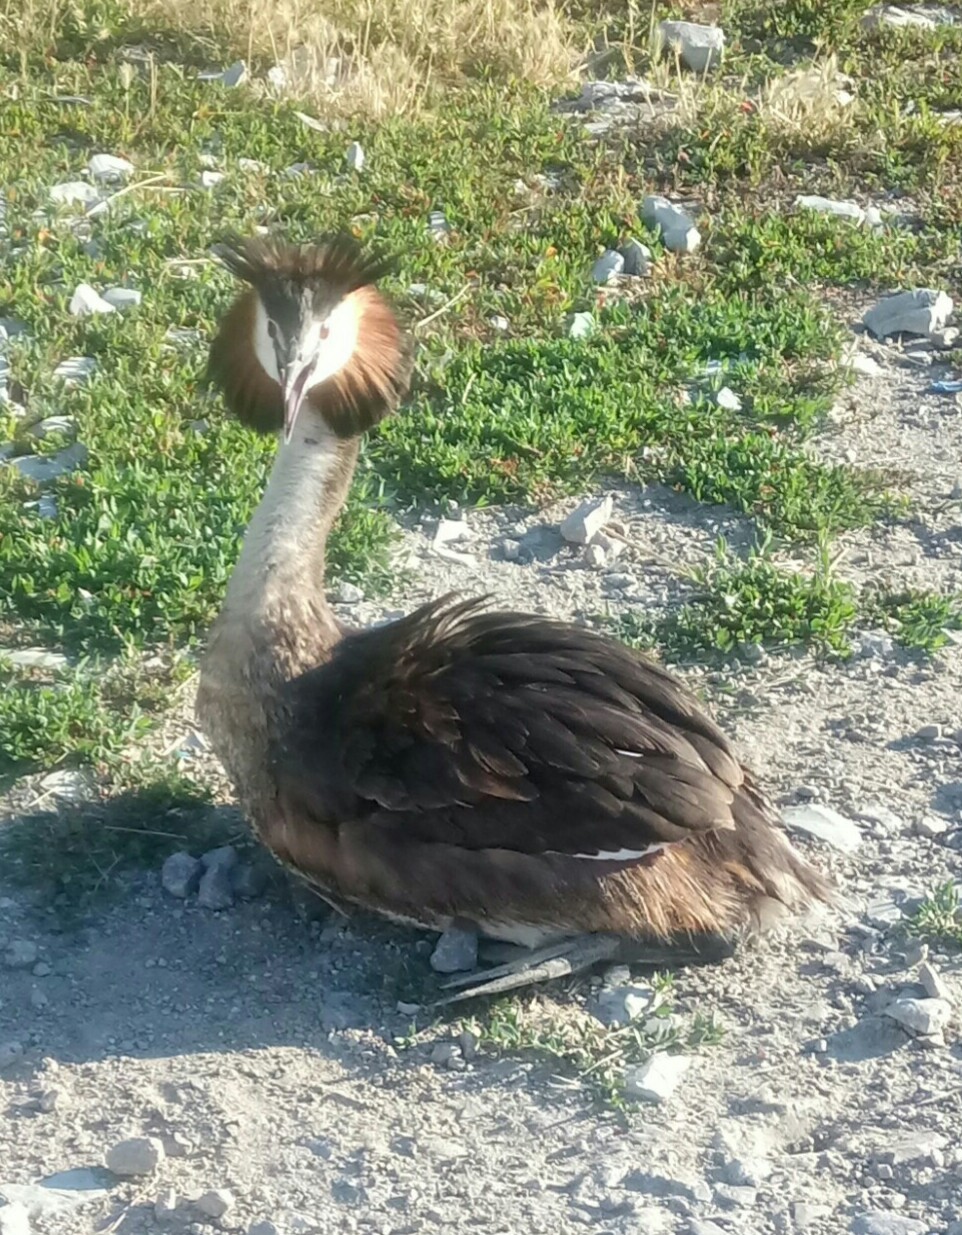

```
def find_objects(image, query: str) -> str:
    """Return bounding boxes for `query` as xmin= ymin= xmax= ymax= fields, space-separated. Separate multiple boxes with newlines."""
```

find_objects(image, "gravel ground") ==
xmin=1 ymin=341 xmax=962 ymax=1235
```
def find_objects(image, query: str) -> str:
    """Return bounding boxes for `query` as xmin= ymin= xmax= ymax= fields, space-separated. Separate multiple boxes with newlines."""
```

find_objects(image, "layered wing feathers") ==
xmin=277 ymin=595 xmax=750 ymax=860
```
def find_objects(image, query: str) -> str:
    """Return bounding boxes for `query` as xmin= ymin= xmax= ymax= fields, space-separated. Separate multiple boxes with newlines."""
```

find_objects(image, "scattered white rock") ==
xmin=3 ymin=940 xmax=38 ymax=969
xmin=195 ymin=1189 xmax=235 ymax=1219
xmin=154 ymin=1189 xmax=178 ymax=1220
xmin=105 ymin=1136 xmax=165 ymax=1177
xmin=715 ymin=386 xmax=742 ymax=411
xmin=657 ymin=20 xmax=725 ymax=73
xmin=53 ymin=356 xmax=96 ymax=384
xmin=625 ymin=1053 xmax=690 ymax=1102
xmin=434 ymin=518 xmax=470 ymax=547
xmin=561 ymin=495 xmax=613 ymax=545
xmin=8 ymin=443 xmax=88 ymax=484
xmin=722 ymin=1156 xmax=772 ymax=1186
xmin=640 ymin=195 xmax=701 ymax=253
xmin=428 ymin=210 xmax=451 ymax=241
xmin=430 ymin=927 xmax=479 ymax=974
xmin=861 ymin=5 xmax=941 ymax=29
xmin=200 ymin=170 xmax=225 ymax=189
xmin=161 ymin=851 xmax=203 ymax=898
xmin=852 ymin=1213 xmax=929 ymax=1235
xmin=6 ymin=647 xmax=66 ymax=671
xmin=849 ymin=353 xmax=884 ymax=378
xmin=69 ymin=283 xmax=116 ymax=316
xmin=919 ymin=961 xmax=951 ymax=1002
xmin=49 ymin=181 xmax=100 ymax=207
xmin=914 ymin=815 xmax=949 ymax=839
xmin=489 ymin=314 xmax=510 ymax=332
xmin=0 ymin=1202 xmax=31 ymax=1235
xmin=796 ymin=194 xmax=865 ymax=224
xmin=883 ymin=996 xmax=952 ymax=1037
xmin=782 ymin=804 xmax=862 ymax=854
xmin=199 ymin=60 xmax=247 ymax=86
xmin=591 ymin=249 xmax=624 ymax=283
xmin=620 ymin=238 xmax=652 ymax=276
xmin=336 ymin=581 xmax=364 ymax=604
xmin=594 ymin=983 xmax=657 ymax=1028
xmin=345 ymin=141 xmax=365 ymax=171
xmin=863 ymin=289 xmax=953 ymax=339
xmin=88 ymin=153 xmax=133 ymax=183
xmin=567 ymin=311 xmax=596 ymax=339
xmin=101 ymin=286 xmax=142 ymax=310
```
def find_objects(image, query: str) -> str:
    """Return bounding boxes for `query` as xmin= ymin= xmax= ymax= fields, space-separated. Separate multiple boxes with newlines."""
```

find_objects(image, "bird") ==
xmin=198 ymin=232 xmax=833 ymax=1002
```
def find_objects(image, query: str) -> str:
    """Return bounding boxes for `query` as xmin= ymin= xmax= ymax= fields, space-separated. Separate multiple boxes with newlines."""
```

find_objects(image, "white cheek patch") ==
xmin=305 ymin=296 xmax=359 ymax=390
xmin=252 ymin=298 xmax=281 ymax=383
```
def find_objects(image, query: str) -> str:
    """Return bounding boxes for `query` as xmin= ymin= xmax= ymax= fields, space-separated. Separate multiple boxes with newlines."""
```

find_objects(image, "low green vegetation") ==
xmin=904 ymin=883 xmax=962 ymax=949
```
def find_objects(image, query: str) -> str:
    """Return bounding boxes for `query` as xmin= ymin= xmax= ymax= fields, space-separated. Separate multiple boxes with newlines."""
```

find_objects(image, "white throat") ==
xmin=224 ymin=415 xmax=342 ymax=615
xmin=252 ymin=295 xmax=359 ymax=391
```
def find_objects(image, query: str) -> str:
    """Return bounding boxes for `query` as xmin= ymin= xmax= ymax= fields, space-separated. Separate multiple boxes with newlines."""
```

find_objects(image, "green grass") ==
xmin=1 ymin=0 xmax=959 ymax=890
xmin=904 ymin=883 xmax=962 ymax=949
xmin=451 ymin=977 xmax=724 ymax=1110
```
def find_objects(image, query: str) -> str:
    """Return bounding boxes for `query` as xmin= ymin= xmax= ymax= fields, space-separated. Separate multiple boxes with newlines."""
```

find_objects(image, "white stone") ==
xmin=335 ymin=581 xmax=364 ymax=604
xmin=850 ymin=353 xmax=884 ymax=377
xmin=640 ymin=195 xmax=701 ymax=252
xmin=7 ymin=443 xmax=87 ymax=484
xmin=238 ymin=158 xmax=269 ymax=174
xmin=914 ymin=815 xmax=949 ymax=839
xmin=620 ymin=238 xmax=651 ymax=276
xmin=561 ymin=495 xmax=613 ymax=545
xmin=53 ymin=356 xmax=96 ymax=384
xmin=489 ymin=314 xmax=510 ymax=332
xmin=6 ymin=648 xmax=68 ymax=670
xmin=434 ymin=518 xmax=470 ymax=546
xmin=795 ymin=194 xmax=865 ymax=224
xmin=102 ymin=287 xmax=142 ymax=310
xmin=428 ymin=210 xmax=450 ymax=240
xmin=657 ymin=20 xmax=725 ymax=73
xmin=919 ymin=962 xmax=952 ymax=1002
xmin=69 ymin=283 xmax=116 ymax=316
xmin=782 ymin=804 xmax=862 ymax=854
xmin=715 ymin=386 xmax=742 ymax=411
xmin=105 ymin=1136 xmax=165 ymax=1176
xmin=200 ymin=170 xmax=225 ymax=189
xmin=625 ymin=1053 xmax=690 ymax=1102
xmin=87 ymin=153 xmax=133 ymax=182
xmin=199 ymin=60 xmax=247 ymax=86
xmin=430 ymin=927 xmax=478 ymax=974
xmin=594 ymin=983 xmax=657 ymax=1027
xmin=852 ymin=1212 xmax=930 ymax=1235
xmin=863 ymin=289 xmax=953 ymax=339
xmin=567 ymin=311 xmax=596 ymax=339
xmin=345 ymin=141 xmax=365 ymax=170
xmin=49 ymin=181 xmax=99 ymax=206
xmin=0 ymin=1202 xmax=31 ymax=1235
xmin=195 ymin=1189 xmax=235 ymax=1218
xmin=591 ymin=249 xmax=624 ymax=283
xmin=861 ymin=6 xmax=939 ymax=29
xmin=884 ymin=997 xmax=952 ymax=1037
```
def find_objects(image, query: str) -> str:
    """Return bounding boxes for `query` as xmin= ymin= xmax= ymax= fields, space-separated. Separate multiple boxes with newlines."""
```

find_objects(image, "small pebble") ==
xmin=561 ymin=495 xmax=613 ymax=545
xmin=161 ymin=852 xmax=203 ymax=899
xmin=884 ymin=997 xmax=951 ymax=1037
xmin=197 ymin=864 xmax=235 ymax=911
xmin=3 ymin=940 xmax=38 ymax=969
xmin=345 ymin=141 xmax=365 ymax=171
xmin=105 ymin=1136 xmax=165 ymax=1177
xmin=88 ymin=152 xmax=134 ymax=182
xmin=624 ymin=1052 xmax=690 ymax=1102
xmin=430 ymin=926 xmax=478 ymax=974
xmin=919 ymin=961 xmax=951 ymax=1002
xmin=336 ymin=581 xmax=364 ymax=604
xmin=195 ymin=1189 xmax=235 ymax=1219
xmin=69 ymin=284 xmax=116 ymax=316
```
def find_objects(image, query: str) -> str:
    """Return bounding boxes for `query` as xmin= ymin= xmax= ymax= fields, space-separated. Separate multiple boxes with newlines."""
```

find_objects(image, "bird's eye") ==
xmin=267 ymin=320 xmax=278 ymax=341
xmin=318 ymin=321 xmax=330 ymax=341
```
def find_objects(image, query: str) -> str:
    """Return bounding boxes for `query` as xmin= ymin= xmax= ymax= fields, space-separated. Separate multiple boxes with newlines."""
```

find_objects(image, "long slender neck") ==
xmin=224 ymin=411 xmax=359 ymax=622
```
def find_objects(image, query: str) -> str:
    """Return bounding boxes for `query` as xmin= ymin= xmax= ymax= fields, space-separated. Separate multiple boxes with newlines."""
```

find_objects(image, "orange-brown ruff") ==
xmin=198 ymin=233 xmax=832 ymax=998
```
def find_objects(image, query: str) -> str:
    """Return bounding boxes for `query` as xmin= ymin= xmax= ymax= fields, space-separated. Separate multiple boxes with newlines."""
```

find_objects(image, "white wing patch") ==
xmin=548 ymin=843 xmax=673 ymax=862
